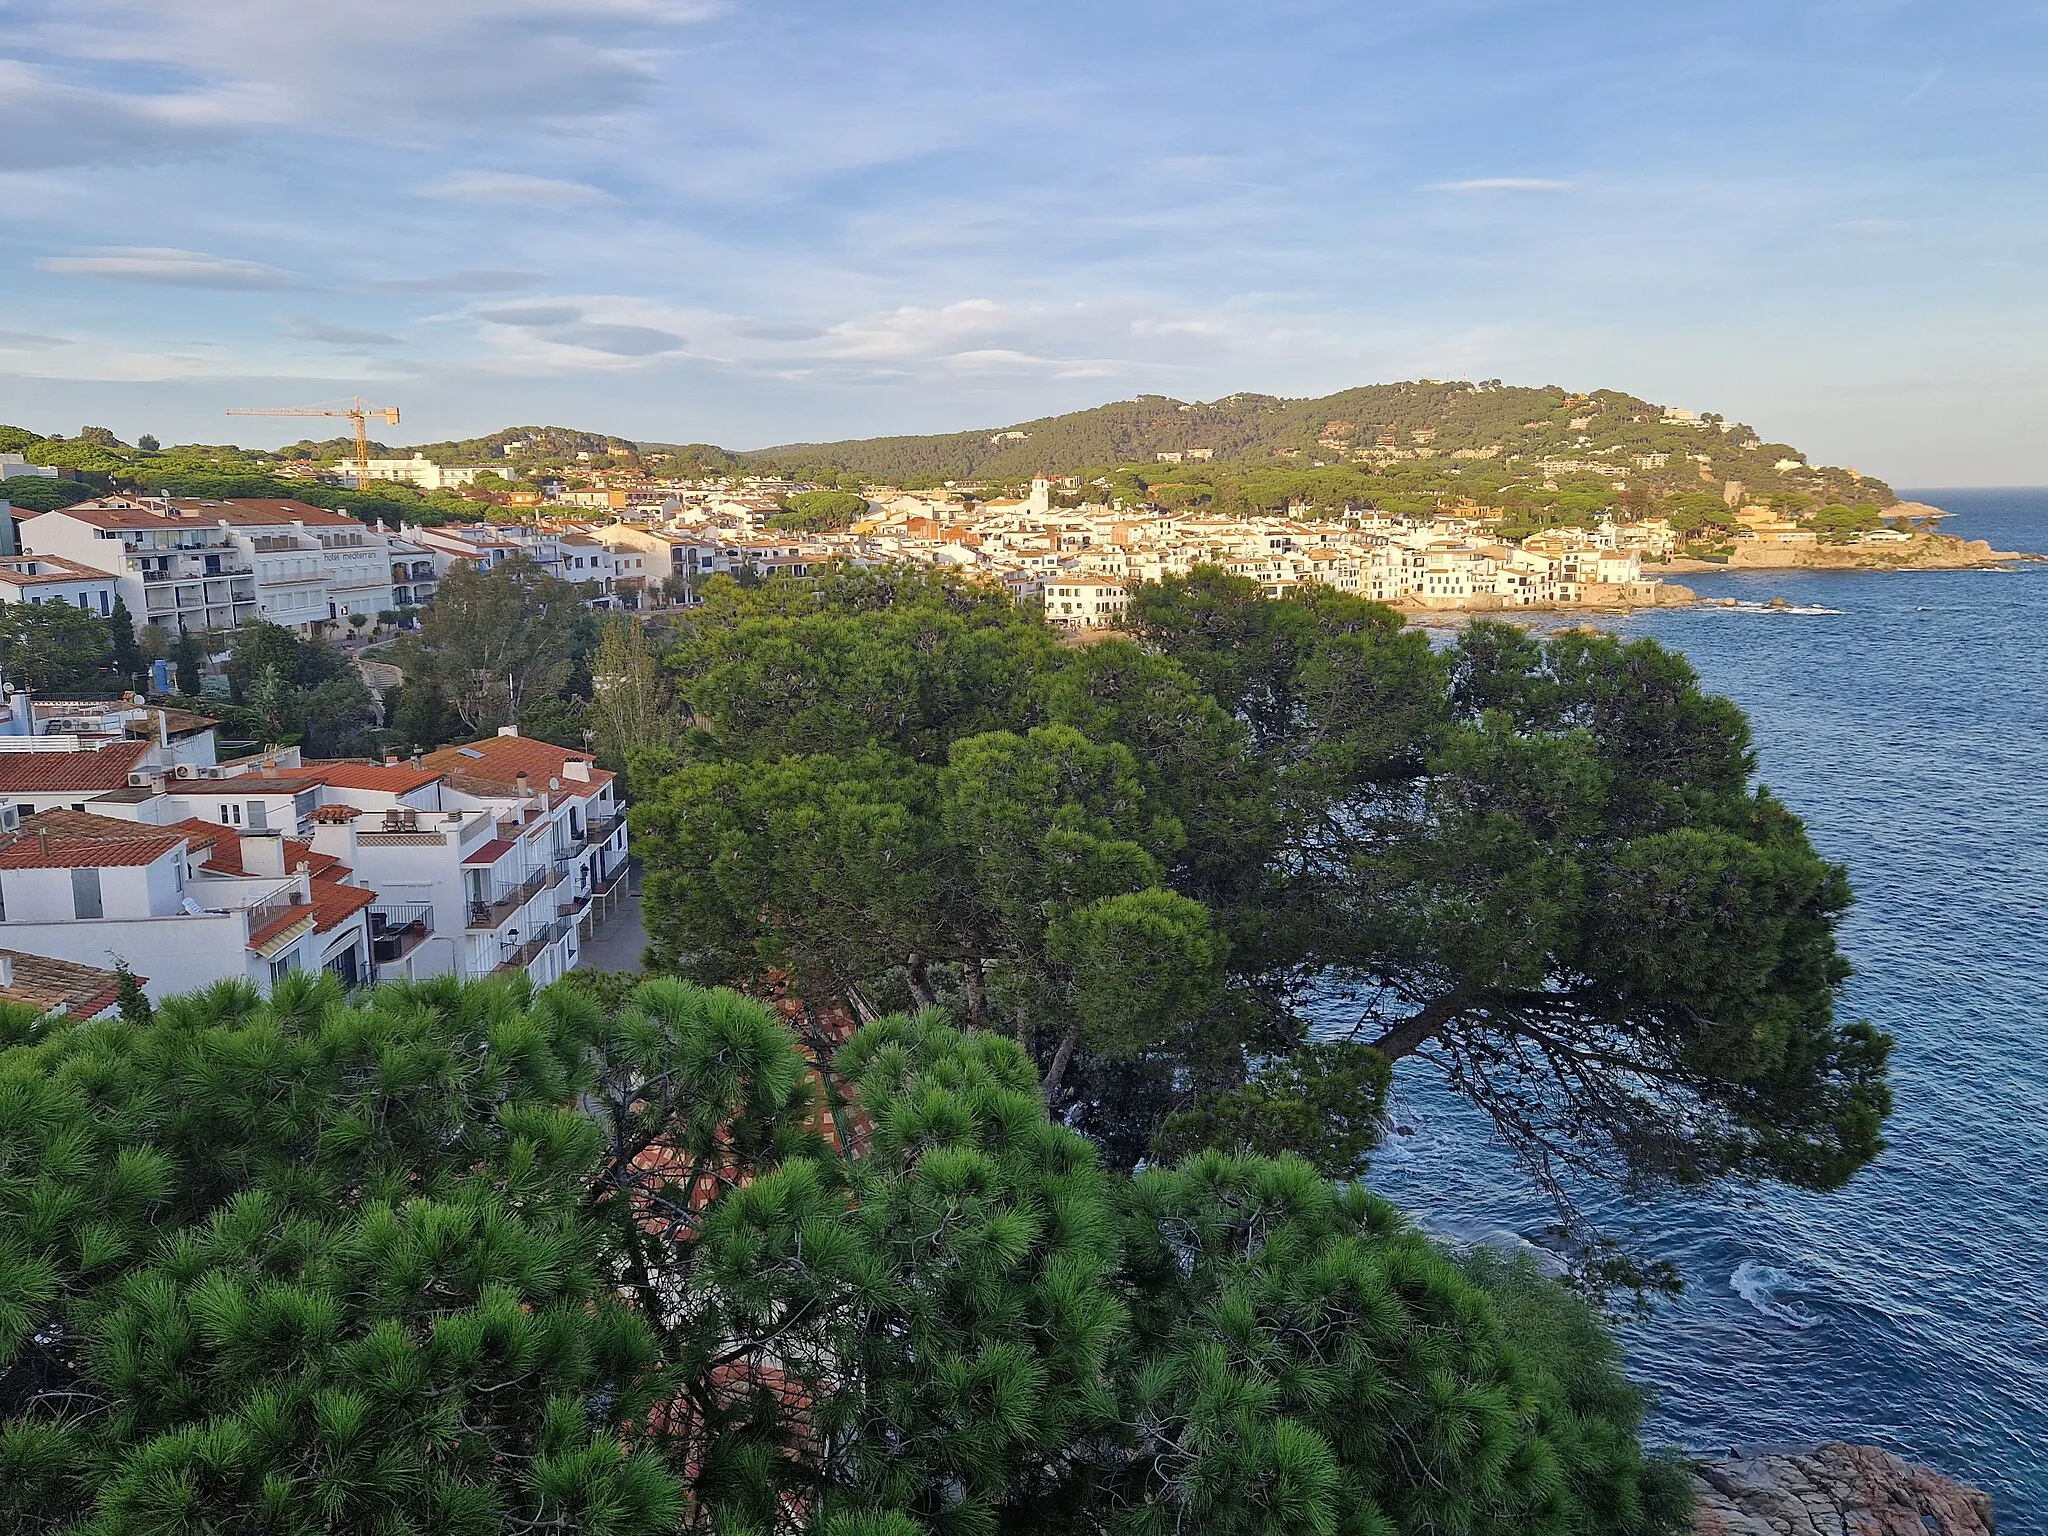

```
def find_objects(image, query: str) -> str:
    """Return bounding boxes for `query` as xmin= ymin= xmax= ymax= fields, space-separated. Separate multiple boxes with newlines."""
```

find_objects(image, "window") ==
xmin=269 ymin=953 xmax=300 ymax=984
xmin=71 ymin=868 xmax=103 ymax=920
xmin=246 ymin=801 xmax=267 ymax=831
xmin=219 ymin=803 xmax=242 ymax=826
xmin=99 ymin=591 xmax=110 ymax=616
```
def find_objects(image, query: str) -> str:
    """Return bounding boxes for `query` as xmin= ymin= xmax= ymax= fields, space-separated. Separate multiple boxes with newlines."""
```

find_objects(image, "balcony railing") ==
xmin=466 ymin=869 xmax=548 ymax=930
xmin=370 ymin=903 xmax=434 ymax=963
xmin=585 ymin=810 xmax=624 ymax=841
xmin=244 ymin=888 xmax=307 ymax=941
xmin=491 ymin=920 xmax=565 ymax=975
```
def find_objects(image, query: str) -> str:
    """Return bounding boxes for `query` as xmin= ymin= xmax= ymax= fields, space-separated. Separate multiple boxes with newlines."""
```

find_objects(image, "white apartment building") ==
xmin=0 ymin=553 xmax=122 ymax=617
xmin=1043 ymin=575 xmax=1130 ymax=628
xmin=341 ymin=456 xmax=498 ymax=492
xmin=0 ymin=807 xmax=372 ymax=997
xmin=22 ymin=497 xmax=398 ymax=636
xmin=388 ymin=535 xmax=439 ymax=610
xmin=24 ymin=500 xmax=259 ymax=636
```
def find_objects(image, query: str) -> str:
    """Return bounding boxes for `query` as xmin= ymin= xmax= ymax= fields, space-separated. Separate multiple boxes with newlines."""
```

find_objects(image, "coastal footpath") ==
xmin=1691 ymin=1443 xmax=1995 ymax=1536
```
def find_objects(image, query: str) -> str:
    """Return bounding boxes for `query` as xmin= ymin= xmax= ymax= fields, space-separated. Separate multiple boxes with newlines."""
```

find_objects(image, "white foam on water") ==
xmin=1730 ymin=1259 xmax=1823 ymax=1330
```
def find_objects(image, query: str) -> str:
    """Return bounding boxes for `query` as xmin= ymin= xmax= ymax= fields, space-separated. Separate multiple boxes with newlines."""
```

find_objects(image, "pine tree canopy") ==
xmin=0 ymin=974 xmax=1690 ymax=1535
xmin=633 ymin=565 xmax=1892 ymax=1266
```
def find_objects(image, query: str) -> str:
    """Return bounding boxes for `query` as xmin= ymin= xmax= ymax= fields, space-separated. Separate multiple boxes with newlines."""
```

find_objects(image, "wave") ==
xmin=1729 ymin=1259 xmax=1824 ymax=1330
xmin=1699 ymin=600 xmax=1847 ymax=616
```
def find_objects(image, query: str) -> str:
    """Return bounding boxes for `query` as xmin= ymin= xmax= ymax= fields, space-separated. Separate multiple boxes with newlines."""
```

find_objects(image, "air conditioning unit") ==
xmin=0 ymin=806 xmax=18 ymax=832
xmin=175 ymin=764 xmax=197 ymax=778
xmin=128 ymin=771 xmax=154 ymax=787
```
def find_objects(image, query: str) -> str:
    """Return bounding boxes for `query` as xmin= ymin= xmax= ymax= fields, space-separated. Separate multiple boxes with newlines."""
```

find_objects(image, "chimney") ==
xmin=410 ymin=754 xmax=422 ymax=769
xmin=564 ymin=759 xmax=590 ymax=782
xmin=260 ymin=759 xmax=278 ymax=779
xmin=514 ymin=771 xmax=530 ymax=798
xmin=384 ymin=752 xmax=399 ymax=767
xmin=497 ymin=724 xmax=519 ymax=737
xmin=0 ymin=954 xmax=11 ymax=989
xmin=37 ymin=830 xmax=49 ymax=857
xmin=240 ymin=834 xmax=286 ymax=877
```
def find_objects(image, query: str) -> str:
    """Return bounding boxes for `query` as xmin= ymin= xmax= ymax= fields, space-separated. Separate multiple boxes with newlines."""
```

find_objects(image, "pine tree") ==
xmin=0 ymin=972 xmax=1688 ymax=1535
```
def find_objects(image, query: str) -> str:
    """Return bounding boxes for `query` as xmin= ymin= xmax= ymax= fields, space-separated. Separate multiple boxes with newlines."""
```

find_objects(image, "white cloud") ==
xmin=0 ymin=330 xmax=72 ymax=349
xmin=36 ymin=246 xmax=300 ymax=289
xmin=1427 ymin=177 xmax=1576 ymax=193
xmin=415 ymin=172 xmax=616 ymax=207
xmin=0 ymin=59 xmax=244 ymax=170
xmin=368 ymin=270 xmax=543 ymax=294
xmin=14 ymin=0 xmax=717 ymax=146
xmin=280 ymin=315 xmax=403 ymax=345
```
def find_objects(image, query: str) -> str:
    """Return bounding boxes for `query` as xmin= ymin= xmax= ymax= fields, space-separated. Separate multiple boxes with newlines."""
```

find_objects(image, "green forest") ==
xmin=0 ymin=561 xmax=1896 ymax=1532
xmin=1 ymin=377 xmax=1889 ymax=541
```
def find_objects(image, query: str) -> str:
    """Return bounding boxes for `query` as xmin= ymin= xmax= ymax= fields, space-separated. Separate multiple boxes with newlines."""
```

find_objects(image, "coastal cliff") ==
xmin=1692 ymin=1444 xmax=1995 ymax=1536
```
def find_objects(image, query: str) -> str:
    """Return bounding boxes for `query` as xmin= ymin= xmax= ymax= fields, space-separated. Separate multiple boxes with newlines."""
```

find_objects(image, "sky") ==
xmin=2 ymin=0 xmax=2044 ymax=483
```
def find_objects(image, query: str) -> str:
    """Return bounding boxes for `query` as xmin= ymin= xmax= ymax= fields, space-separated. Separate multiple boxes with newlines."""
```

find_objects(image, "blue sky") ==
xmin=2 ymin=0 xmax=2043 ymax=481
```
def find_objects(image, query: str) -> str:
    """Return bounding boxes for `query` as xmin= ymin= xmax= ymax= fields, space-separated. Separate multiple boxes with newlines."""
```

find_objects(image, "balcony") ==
xmin=466 ymin=869 xmax=548 ymax=930
xmin=585 ymin=809 xmax=624 ymax=842
xmin=490 ymin=920 xmax=564 ymax=975
xmin=370 ymin=903 xmax=434 ymax=964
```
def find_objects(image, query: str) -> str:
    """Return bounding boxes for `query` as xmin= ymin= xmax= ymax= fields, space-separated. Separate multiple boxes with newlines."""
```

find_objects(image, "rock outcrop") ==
xmin=1692 ymin=1443 xmax=1995 ymax=1536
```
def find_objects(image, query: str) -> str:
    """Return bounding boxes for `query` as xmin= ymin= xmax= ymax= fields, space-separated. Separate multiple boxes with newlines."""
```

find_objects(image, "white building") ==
xmin=0 ymin=807 xmax=372 ymax=997
xmin=0 ymin=553 xmax=123 ymax=618
xmin=21 ymin=497 xmax=399 ymax=636
xmin=23 ymin=500 xmax=259 ymax=636
xmin=341 ymin=456 xmax=498 ymax=492
xmin=1043 ymin=575 xmax=1130 ymax=628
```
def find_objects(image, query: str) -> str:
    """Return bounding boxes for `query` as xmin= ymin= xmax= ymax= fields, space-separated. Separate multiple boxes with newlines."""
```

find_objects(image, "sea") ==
xmin=1334 ymin=489 xmax=2048 ymax=1528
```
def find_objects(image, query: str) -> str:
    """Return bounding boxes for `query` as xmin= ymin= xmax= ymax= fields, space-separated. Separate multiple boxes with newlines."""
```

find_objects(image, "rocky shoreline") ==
xmin=1691 ymin=1443 xmax=1995 ymax=1536
xmin=1663 ymin=531 xmax=2039 ymax=575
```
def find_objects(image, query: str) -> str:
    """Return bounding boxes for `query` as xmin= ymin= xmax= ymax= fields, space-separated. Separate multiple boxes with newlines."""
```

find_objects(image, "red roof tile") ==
xmin=419 ymin=735 xmax=614 ymax=799
xmin=308 ymin=880 xmax=375 ymax=932
xmin=0 ymin=740 xmax=150 ymax=794
xmin=302 ymin=761 xmax=444 ymax=794
xmin=461 ymin=837 xmax=516 ymax=866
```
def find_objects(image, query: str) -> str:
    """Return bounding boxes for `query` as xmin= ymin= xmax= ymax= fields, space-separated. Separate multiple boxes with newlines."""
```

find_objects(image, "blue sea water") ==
xmin=1342 ymin=489 xmax=2048 ymax=1528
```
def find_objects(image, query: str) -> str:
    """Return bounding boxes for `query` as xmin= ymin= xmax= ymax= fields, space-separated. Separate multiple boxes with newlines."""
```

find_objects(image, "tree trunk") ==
xmin=905 ymin=954 xmax=935 ymax=1010
xmin=1368 ymin=987 xmax=1476 ymax=1061
xmin=1041 ymin=1022 xmax=1081 ymax=1108
xmin=961 ymin=959 xmax=988 ymax=1026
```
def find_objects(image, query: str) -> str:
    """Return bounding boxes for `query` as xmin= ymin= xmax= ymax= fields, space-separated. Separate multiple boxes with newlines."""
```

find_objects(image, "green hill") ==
xmin=742 ymin=380 xmax=1890 ymax=507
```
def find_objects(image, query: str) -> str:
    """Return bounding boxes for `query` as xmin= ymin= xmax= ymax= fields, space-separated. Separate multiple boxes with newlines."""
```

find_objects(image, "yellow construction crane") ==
xmin=226 ymin=397 xmax=401 ymax=487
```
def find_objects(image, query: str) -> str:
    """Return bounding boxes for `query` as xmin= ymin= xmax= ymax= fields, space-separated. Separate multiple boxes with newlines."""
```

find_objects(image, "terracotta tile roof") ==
xmin=169 ymin=775 xmax=320 ymax=795
xmin=37 ymin=502 xmax=185 ymax=530
xmin=419 ymin=735 xmax=614 ymax=799
xmin=301 ymin=761 xmax=444 ymax=794
xmin=309 ymin=805 xmax=361 ymax=822
xmin=308 ymin=880 xmax=375 ymax=932
xmin=0 ymin=554 xmax=122 ymax=586
xmin=461 ymin=837 xmax=516 ymax=866
xmin=0 ymin=740 xmax=150 ymax=794
xmin=287 ymin=840 xmax=341 ymax=877
xmin=167 ymin=498 xmax=364 ymax=528
xmin=0 ymin=949 xmax=131 ymax=1018
xmin=0 ymin=823 xmax=183 ymax=869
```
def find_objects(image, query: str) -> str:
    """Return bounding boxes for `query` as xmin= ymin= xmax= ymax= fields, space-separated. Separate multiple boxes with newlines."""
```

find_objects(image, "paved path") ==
xmin=581 ymin=884 xmax=647 ymax=974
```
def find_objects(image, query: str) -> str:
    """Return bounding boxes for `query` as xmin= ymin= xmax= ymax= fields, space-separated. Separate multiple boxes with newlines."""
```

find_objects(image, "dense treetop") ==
xmin=0 ymin=972 xmax=1691 ymax=1534
xmin=632 ymin=566 xmax=1891 ymax=1287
